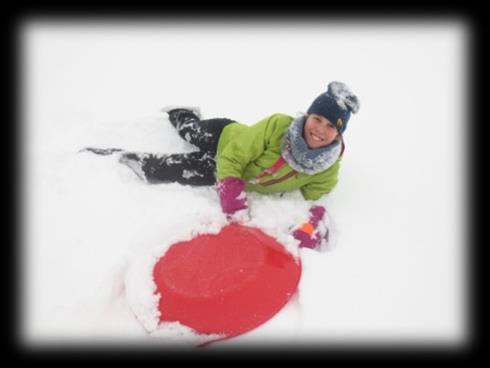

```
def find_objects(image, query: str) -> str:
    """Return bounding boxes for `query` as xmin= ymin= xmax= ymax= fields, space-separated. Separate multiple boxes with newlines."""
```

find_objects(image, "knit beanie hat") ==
xmin=307 ymin=81 xmax=360 ymax=135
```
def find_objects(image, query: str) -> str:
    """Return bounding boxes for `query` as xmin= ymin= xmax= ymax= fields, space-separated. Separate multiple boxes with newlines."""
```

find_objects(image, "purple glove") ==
xmin=217 ymin=177 xmax=248 ymax=215
xmin=292 ymin=206 xmax=326 ymax=249
xmin=308 ymin=206 xmax=326 ymax=227
xmin=292 ymin=229 xmax=323 ymax=249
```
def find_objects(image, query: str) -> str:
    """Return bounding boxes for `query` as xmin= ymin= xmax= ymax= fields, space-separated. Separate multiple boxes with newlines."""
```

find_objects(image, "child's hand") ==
xmin=217 ymin=177 xmax=248 ymax=215
xmin=292 ymin=226 xmax=323 ymax=249
xmin=292 ymin=206 xmax=327 ymax=249
xmin=308 ymin=206 xmax=326 ymax=227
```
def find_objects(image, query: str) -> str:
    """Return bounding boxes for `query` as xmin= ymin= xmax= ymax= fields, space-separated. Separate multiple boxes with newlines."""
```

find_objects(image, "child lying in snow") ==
xmin=83 ymin=81 xmax=360 ymax=250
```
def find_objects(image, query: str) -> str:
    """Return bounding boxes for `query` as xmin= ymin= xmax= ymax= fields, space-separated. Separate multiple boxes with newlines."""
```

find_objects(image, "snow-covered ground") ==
xmin=21 ymin=20 xmax=468 ymax=350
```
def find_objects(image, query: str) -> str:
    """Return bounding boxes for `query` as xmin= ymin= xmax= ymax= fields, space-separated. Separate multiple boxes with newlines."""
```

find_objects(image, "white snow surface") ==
xmin=21 ymin=20 xmax=468 ymax=350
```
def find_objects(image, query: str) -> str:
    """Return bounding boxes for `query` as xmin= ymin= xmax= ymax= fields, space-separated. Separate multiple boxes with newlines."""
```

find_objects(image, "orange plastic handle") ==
xmin=297 ymin=222 xmax=315 ymax=237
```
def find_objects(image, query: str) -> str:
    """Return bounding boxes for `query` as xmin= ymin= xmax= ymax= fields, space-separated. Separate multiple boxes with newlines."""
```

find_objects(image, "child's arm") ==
xmin=300 ymin=160 xmax=340 ymax=201
xmin=217 ymin=114 xmax=290 ymax=216
xmin=293 ymin=161 xmax=340 ymax=249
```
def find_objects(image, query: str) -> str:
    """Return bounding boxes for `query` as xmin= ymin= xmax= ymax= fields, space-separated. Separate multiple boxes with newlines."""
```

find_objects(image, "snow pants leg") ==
xmin=122 ymin=109 xmax=235 ymax=186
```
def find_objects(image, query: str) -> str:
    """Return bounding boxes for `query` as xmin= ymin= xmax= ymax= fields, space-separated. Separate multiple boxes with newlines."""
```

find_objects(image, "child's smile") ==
xmin=309 ymin=131 xmax=325 ymax=143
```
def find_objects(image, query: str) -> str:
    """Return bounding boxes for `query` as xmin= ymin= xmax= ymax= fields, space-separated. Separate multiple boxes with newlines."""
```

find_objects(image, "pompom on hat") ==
xmin=307 ymin=81 xmax=360 ymax=135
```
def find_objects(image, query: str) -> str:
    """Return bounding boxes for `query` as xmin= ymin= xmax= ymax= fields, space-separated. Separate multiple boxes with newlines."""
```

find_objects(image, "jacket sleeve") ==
xmin=216 ymin=114 xmax=288 ymax=180
xmin=300 ymin=159 xmax=341 ymax=200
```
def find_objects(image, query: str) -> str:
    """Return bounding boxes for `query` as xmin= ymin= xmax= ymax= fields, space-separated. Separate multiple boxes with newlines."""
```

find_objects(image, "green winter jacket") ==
xmin=216 ymin=113 xmax=342 ymax=201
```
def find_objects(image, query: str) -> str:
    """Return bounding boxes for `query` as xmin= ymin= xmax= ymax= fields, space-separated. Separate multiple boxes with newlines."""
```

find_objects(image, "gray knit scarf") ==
xmin=281 ymin=115 xmax=342 ymax=175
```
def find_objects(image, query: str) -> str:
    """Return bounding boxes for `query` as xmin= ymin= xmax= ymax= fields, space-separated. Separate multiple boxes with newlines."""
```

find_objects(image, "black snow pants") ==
xmin=135 ymin=109 xmax=235 ymax=185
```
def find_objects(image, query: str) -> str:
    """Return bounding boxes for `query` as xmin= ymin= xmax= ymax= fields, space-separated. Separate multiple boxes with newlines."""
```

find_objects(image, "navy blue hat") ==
xmin=307 ymin=81 xmax=360 ymax=135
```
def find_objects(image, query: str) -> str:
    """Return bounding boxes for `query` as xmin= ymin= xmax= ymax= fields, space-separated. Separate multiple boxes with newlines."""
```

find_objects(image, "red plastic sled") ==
xmin=153 ymin=223 xmax=302 ymax=344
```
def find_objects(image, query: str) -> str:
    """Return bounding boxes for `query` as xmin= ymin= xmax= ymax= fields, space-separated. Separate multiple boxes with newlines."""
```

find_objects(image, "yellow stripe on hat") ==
xmin=336 ymin=118 xmax=343 ymax=129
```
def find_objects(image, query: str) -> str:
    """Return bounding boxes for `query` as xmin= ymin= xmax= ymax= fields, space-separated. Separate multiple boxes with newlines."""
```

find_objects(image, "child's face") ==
xmin=303 ymin=113 xmax=339 ymax=149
